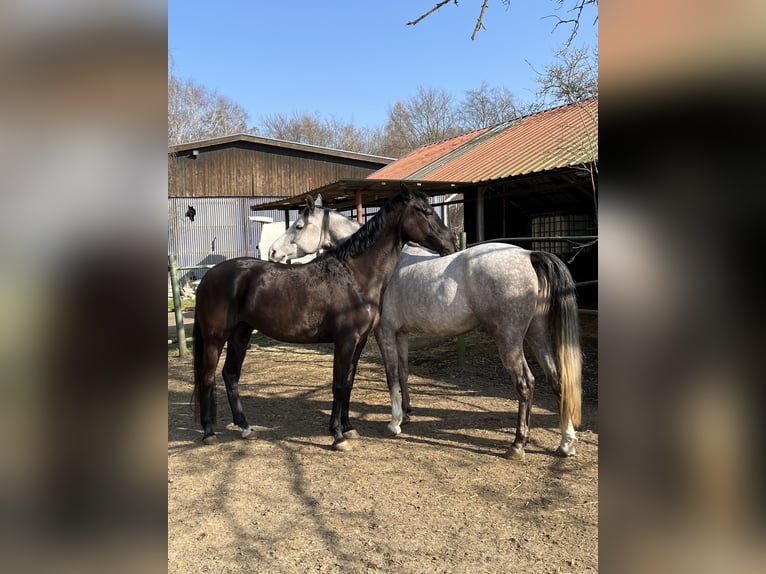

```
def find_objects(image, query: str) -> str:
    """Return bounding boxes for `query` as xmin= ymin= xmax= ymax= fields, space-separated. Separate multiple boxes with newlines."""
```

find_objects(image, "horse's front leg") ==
xmin=329 ymin=336 xmax=366 ymax=451
xmin=341 ymin=335 xmax=368 ymax=440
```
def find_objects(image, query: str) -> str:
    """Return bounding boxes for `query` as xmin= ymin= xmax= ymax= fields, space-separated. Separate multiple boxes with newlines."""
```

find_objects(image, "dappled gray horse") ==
xmin=269 ymin=196 xmax=582 ymax=458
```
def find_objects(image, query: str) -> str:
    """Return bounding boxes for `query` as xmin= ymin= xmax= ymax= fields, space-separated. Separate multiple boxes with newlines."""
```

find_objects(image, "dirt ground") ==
xmin=168 ymin=320 xmax=598 ymax=573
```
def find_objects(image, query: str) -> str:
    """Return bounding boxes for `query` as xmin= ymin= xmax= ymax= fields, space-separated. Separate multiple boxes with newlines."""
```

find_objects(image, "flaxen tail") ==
xmin=530 ymin=251 xmax=582 ymax=427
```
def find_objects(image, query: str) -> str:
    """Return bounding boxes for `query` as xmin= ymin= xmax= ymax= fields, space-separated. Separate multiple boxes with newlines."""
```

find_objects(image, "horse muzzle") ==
xmin=439 ymin=236 xmax=459 ymax=256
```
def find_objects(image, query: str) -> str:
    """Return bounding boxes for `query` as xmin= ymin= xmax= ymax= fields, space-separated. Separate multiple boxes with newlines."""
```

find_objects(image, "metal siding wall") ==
xmin=433 ymin=194 xmax=447 ymax=222
xmin=168 ymin=197 xmax=287 ymax=284
xmin=248 ymin=196 xmax=292 ymax=224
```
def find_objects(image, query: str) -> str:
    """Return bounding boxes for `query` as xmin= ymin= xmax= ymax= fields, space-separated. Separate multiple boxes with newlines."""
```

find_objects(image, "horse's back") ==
xmin=381 ymin=243 xmax=537 ymax=336
xmin=196 ymin=257 xmax=259 ymax=308
xmin=463 ymin=244 xmax=538 ymax=328
xmin=197 ymin=256 xmax=370 ymax=343
xmin=461 ymin=243 xmax=535 ymax=287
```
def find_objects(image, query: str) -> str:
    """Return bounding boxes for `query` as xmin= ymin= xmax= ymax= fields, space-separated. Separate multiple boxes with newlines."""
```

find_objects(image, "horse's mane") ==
xmin=328 ymin=190 xmax=425 ymax=262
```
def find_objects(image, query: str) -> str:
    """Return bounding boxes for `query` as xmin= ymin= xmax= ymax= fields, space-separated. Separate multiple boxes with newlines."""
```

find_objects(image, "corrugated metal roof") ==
xmin=369 ymin=128 xmax=490 ymax=180
xmin=169 ymin=133 xmax=395 ymax=165
xmin=251 ymin=179 xmax=459 ymax=212
xmin=367 ymin=98 xmax=597 ymax=183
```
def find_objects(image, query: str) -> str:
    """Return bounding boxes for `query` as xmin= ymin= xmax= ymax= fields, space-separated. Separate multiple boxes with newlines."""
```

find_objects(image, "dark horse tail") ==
xmin=530 ymin=251 xmax=582 ymax=427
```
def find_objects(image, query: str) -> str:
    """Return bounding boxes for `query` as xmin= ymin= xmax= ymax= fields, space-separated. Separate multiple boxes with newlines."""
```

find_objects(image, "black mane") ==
xmin=328 ymin=190 xmax=427 ymax=262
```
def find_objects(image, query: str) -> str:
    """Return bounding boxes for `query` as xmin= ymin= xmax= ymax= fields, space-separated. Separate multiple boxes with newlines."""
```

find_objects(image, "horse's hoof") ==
xmin=402 ymin=414 xmax=411 ymax=425
xmin=342 ymin=429 xmax=360 ymax=440
xmin=202 ymin=434 xmax=218 ymax=445
xmin=241 ymin=426 xmax=256 ymax=440
xmin=333 ymin=439 xmax=352 ymax=452
xmin=385 ymin=422 xmax=401 ymax=436
xmin=555 ymin=445 xmax=576 ymax=457
xmin=504 ymin=446 xmax=525 ymax=460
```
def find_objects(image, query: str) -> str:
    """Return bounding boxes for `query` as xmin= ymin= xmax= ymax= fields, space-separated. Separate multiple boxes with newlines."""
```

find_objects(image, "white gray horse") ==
xmin=268 ymin=195 xmax=582 ymax=458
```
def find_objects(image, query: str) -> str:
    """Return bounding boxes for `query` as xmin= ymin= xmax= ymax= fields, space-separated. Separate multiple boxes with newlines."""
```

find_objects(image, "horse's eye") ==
xmin=295 ymin=221 xmax=304 ymax=230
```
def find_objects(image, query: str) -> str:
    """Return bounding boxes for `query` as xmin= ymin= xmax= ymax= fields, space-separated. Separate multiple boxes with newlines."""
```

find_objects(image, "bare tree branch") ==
xmin=409 ymin=0 xmax=597 ymax=42
xmin=553 ymin=0 xmax=598 ymax=48
xmin=407 ymin=0 xmax=456 ymax=27
xmin=471 ymin=0 xmax=490 ymax=41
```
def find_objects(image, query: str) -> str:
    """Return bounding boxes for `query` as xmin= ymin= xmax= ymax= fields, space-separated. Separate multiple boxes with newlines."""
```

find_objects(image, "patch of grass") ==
xmin=168 ymin=341 xmax=194 ymax=358
xmin=168 ymin=297 xmax=196 ymax=312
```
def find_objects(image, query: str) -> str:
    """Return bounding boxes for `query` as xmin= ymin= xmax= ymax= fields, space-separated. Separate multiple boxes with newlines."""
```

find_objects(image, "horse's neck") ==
xmin=326 ymin=212 xmax=360 ymax=246
xmin=344 ymin=226 xmax=404 ymax=297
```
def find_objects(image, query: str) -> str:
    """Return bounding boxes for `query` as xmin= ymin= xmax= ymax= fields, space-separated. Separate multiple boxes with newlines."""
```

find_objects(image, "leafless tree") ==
xmin=457 ymin=82 xmax=520 ymax=130
xmin=168 ymin=53 xmax=249 ymax=145
xmin=534 ymin=45 xmax=598 ymax=107
xmin=257 ymin=111 xmax=384 ymax=154
xmin=381 ymin=87 xmax=463 ymax=157
xmin=257 ymin=82 xmax=524 ymax=159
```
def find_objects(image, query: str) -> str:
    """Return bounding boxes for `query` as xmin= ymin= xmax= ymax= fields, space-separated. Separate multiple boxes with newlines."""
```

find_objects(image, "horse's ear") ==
xmin=400 ymin=182 xmax=412 ymax=199
xmin=305 ymin=195 xmax=315 ymax=212
xmin=315 ymin=194 xmax=323 ymax=208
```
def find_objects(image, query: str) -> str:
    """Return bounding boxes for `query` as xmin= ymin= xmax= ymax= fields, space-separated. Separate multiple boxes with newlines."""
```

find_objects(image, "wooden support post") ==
xmin=356 ymin=190 xmax=363 ymax=224
xmin=476 ymin=188 xmax=485 ymax=242
xmin=168 ymin=254 xmax=188 ymax=357
xmin=457 ymin=231 xmax=467 ymax=366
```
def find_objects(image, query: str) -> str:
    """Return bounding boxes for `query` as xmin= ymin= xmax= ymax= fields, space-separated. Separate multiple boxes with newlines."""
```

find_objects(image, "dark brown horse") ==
xmin=192 ymin=187 xmax=457 ymax=450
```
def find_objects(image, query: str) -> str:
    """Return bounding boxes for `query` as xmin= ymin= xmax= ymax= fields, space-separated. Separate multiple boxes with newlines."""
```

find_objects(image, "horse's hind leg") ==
xmin=222 ymin=323 xmax=255 ymax=439
xmin=374 ymin=326 xmax=405 ymax=436
xmin=200 ymin=340 xmax=225 ymax=444
xmin=397 ymin=332 xmax=413 ymax=424
xmin=496 ymin=338 xmax=535 ymax=459
xmin=526 ymin=317 xmax=577 ymax=456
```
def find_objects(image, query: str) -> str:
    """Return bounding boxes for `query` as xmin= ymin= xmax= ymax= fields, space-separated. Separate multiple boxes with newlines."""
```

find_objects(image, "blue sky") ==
xmin=168 ymin=1 xmax=598 ymax=129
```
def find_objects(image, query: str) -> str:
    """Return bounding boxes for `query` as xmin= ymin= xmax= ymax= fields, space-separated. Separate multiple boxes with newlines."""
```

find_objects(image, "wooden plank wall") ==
xmin=169 ymin=143 xmax=387 ymax=198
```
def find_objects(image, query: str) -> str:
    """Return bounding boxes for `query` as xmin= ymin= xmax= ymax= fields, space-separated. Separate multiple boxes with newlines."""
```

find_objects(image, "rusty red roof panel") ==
xmin=367 ymin=128 xmax=490 ymax=180
xmin=368 ymin=98 xmax=597 ymax=183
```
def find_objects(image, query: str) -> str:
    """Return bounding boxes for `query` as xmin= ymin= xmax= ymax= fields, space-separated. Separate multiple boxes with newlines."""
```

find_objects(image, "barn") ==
xmin=253 ymin=98 xmax=598 ymax=309
xmin=167 ymin=134 xmax=393 ymax=284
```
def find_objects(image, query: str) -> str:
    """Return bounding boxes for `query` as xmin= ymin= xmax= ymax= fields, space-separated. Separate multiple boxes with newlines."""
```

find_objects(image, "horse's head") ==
xmin=399 ymin=186 xmax=458 ymax=257
xmin=268 ymin=195 xmax=327 ymax=263
xmin=269 ymin=194 xmax=362 ymax=263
